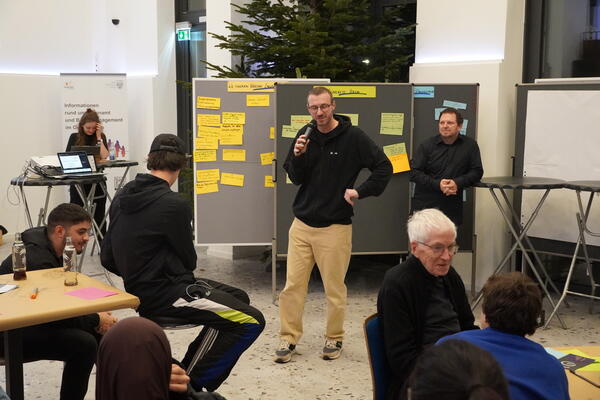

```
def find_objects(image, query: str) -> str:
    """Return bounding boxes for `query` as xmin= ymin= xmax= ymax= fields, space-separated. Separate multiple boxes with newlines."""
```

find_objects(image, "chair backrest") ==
xmin=364 ymin=313 xmax=391 ymax=400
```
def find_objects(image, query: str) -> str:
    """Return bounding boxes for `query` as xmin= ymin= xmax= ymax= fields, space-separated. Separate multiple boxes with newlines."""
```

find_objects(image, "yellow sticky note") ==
xmin=221 ymin=124 xmax=244 ymax=137
xmin=281 ymin=125 xmax=297 ymax=138
xmin=196 ymin=169 xmax=220 ymax=182
xmin=194 ymin=150 xmax=217 ymax=162
xmin=195 ymin=136 xmax=218 ymax=150
xmin=339 ymin=113 xmax=359 ymax=126
xmin=198 ymin=125 xmax=221 ymax=138
xmin=197 ymin=114 xmax=221 ymax=126
xmin=269 ymin=126 xmax=275 ymax=139
xmin=221 ymin=172 xmax=245 ymax=187
xmin=196 ymin=96 xmax=221 ymax=110
xmin=290 ymin=115 xmax=313 ymax=130
xmin=246 ymin=94 xmax=270 ymax=107
xmin=195 ymin=182 xmax=219 ymax=194
xmin=227 ymin=81 xmax=276 ymax=93
xmin=383 ymin=143 xmax=407 ymax=157
xmin=380 ymin=113 xmax=404 ymax=135
xmin=222 ymin=149 xmax=246 ymax=161
xmin=260 ymin=152 xmax=274 ymax=166
xmin=222 ymin=112 xmax=246 ymax=125
xmin=265 ymin=175 xmax=274 ymax=188
xmin=318 ymin=85 xmax=376 ymax=98
xmin=388 ymin=153 xmax=410 ymax=173
xmin=220 ymin=134 xmax=243 ymax=146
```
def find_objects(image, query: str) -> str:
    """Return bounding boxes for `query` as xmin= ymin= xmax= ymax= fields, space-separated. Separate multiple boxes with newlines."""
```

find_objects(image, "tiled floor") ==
xmin=1 ymin=237 xmax=599 ymax=399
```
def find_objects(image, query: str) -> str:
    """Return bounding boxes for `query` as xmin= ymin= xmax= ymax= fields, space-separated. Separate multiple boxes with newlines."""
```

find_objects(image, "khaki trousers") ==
xmin=279 ymin=218 xmax=352 ymax=344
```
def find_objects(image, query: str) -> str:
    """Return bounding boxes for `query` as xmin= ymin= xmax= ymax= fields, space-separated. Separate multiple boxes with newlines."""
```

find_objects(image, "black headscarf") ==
xmin=96 ymin=317 xmax=171 ymax=400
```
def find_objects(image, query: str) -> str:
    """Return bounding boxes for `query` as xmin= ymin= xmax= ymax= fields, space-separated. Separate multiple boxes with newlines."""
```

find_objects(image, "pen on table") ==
xmin=30 ymin=287 xmax=39 ymax=299
xmin=569 ymin=369 xmax=600 ymax=388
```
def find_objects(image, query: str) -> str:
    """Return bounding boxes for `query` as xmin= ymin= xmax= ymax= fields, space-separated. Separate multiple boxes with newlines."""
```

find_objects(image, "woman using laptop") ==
xmin=66 ymin=108 xmax=109 ymax=238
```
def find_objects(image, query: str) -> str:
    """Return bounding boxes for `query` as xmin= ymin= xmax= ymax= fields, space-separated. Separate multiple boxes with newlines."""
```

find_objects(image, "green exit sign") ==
xmin=177 ymin=29 xmax=190 ymax=41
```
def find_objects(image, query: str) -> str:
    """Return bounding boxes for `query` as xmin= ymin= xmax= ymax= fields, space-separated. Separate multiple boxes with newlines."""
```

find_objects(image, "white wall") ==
xmin=0 ymin=0 xmax=176 ymax=232
xmin=410 ymin=0 xmax=526 ymax=290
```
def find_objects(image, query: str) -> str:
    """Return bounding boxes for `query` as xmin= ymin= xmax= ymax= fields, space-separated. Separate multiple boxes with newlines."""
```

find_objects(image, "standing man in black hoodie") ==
xmin=275 ymin=87 xmax=393 ymax=363
xmin=101 ymin=134 xmax=265 ymax=392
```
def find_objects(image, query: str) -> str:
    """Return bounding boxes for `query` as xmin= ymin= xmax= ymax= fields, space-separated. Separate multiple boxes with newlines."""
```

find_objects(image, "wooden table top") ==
xmin=0 ymin=268 xmax=139 ymax=331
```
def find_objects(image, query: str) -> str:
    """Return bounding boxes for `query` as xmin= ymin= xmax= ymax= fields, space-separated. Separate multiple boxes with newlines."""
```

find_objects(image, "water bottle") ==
xmin=63 ymin=236 xmax=78 ymax=286
xmin=12 ymin=232 xmax=27 ymax=280
xmin=108 ymin=139 xmax=116 ymax=161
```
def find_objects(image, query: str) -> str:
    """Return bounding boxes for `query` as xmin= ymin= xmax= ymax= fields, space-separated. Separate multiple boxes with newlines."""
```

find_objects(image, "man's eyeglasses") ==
xmin=417 ymin=241 xmax=459 ymax=255
xmin=307 ymin=104 xmax=332 ymax=112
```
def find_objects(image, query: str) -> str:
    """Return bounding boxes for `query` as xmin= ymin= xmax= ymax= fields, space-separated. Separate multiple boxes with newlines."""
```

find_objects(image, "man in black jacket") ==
xmin=0 ymin=203 xmax=117 ymax=400
xmin=410 ymin=107 xmax=483 ymax=225
xmin=377 ymin=208 xmax=477 ymax=399
xmin=275 ymin=87 xmax=393 ymax=363
xmin=101 ymin=134 xmax=265 ymax=392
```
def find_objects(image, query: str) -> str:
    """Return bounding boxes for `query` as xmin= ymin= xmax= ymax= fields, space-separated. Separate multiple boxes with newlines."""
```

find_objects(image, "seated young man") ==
xmin=438 ymin=272 xmax=569 ymax=400
xmin=377 ymin=208 xmax=477 ymax=399
xmin=0 ymin=203 xmax=117 ymax=400
xmin=101 ymin=133 xmax=265 ymax=392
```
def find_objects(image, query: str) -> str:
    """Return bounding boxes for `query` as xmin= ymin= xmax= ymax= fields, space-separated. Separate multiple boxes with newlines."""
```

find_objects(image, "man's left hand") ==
xmin=96 ymin=311 xmax=118 ymax=335
xmin=443 ymin=179 xmax=458 ymax=196
xmin=344 ymin=189 xmax=359 ymax=205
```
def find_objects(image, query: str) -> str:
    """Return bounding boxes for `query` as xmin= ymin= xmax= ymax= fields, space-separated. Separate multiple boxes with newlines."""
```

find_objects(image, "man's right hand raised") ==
xmin=293 ymin=134 xmax=309 ymax=156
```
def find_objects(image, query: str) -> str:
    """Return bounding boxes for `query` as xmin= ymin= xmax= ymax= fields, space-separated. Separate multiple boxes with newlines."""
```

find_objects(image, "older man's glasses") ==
xmin=417 ymin=241 xmax=459 ymax=255
xmin=307 ymin=104 xmax=332 ymax=112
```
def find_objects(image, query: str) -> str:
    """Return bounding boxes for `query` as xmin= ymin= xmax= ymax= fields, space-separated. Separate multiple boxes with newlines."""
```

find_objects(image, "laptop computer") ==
xmin=48 ymin=151 xmax=105 ymax=179
xmin=71 ymin=145 xmax=100 ymax=156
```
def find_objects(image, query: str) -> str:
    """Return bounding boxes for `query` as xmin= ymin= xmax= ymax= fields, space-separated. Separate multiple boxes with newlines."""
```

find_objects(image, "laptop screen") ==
xmin=57 ymin=151 xmax=93 ymax=174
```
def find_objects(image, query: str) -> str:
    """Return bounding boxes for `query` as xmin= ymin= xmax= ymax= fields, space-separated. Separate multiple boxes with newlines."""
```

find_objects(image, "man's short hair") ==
xmin=307 ymin=86 xmax=334 ymax=102
xmin=439 ymin=107 xmax=464 ymax=126
xmin=47 ymin=203 xmax=91 ymax=232
xmin=482 ymin=272 xmax=542 ymax=336
xmin=407 ymin=208 xmax=456 ymax=243
xmin=147 ymin=133 xmax=188 ymax=172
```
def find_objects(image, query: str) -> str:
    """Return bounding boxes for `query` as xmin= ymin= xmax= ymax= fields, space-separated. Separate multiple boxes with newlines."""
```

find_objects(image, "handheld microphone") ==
xmin=304 ymin=120 xmax=316 ymax=141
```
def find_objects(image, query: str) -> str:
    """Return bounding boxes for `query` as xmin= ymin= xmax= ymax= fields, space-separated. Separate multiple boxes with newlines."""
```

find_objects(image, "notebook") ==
xmin=49 ymin=151 xmax=105 ymax=179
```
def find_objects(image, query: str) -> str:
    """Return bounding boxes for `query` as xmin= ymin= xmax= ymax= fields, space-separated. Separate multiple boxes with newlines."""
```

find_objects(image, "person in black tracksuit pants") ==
xmin=101 ymin=134 xmax=265 ymax=392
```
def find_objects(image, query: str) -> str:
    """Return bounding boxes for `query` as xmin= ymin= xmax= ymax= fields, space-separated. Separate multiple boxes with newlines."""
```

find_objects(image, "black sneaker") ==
xmin=274 ymin=340 xmax=296 ymax=363
xmin=322 ymin=339 xmax=342 ymax=360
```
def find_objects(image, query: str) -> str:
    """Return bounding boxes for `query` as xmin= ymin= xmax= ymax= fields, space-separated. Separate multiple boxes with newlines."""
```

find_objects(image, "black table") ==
xmin=474 ymin=176 xmax=567 ymax=328
xmin=544 ymin=180 xmax=600 ymax=328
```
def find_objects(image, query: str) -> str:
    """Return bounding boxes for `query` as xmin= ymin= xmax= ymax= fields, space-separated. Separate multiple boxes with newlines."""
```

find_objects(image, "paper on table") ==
xmin=65 ymin=287 xmax=118 ymax=300
xmin=0 ymin=284 xmax=18 ymax=294
xmin=562 ymin=349 xmax=600 ymax=372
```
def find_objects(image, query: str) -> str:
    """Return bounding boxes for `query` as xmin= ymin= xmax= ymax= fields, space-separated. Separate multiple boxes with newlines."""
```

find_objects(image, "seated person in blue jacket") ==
xmin=377 ymin=208 xmax=477 ymax=400
xmin=101 ymin=133 xmax=265 ymax=392
xmin=438 ymin=272 xmax=569 ymax=400
xmin=0 ymin=203 xmax=117 ymax=400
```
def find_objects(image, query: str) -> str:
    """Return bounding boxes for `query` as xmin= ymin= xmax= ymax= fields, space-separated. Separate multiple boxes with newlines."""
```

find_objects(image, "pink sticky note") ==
xmin=65 ymin=287 xmax=119 ymax=300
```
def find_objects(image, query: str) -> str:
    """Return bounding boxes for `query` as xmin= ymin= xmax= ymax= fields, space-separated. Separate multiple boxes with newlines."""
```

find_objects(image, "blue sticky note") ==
xmin=460 ymin=119 xmax=469 ymax=135
xmin=434 ymin=107 xmax=445 ymax=120
xmin=442 ymin=100 xmax=467 ymax=110
xmin=413 ymin=86 xmax=435 ymax=98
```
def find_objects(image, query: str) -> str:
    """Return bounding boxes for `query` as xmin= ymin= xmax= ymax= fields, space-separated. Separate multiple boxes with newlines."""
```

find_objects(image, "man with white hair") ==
xmin=377 ymin=208 xmax=476 ymax=399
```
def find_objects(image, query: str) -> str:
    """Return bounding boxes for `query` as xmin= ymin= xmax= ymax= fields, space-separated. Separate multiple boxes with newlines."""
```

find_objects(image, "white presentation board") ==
xmin=522 ymin=90 xmax=600 ymax=245
xmin=60 ymin=73 xmax=129 ymax=197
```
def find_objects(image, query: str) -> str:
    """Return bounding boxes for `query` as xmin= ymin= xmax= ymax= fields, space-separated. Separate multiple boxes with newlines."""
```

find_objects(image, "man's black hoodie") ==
xmin=284 ymin=114 xmax=392 ymax=227
xmin=101 ymin=173 xmax=197 ymax=316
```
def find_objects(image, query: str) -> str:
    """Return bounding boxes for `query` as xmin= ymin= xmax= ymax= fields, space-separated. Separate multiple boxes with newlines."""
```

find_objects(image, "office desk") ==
xmin=10 ymin=175 xmax=105 ymax=231
xmin=474 ymin=177 xmax=567 ymax=327
xmin=0 ymin=268 xmax=139 ymax=400
xmin=555 ymin=346 xmax=600 ymax=399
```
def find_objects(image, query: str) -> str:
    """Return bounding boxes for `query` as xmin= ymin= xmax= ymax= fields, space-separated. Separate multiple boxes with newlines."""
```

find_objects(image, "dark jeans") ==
xmin=69 ymin=184 xmax=107 ymax=238
xmin=145 ymin=279 xmax=265 ymax=392
xmin=0 ymin=321 xmax=98 ymax=400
